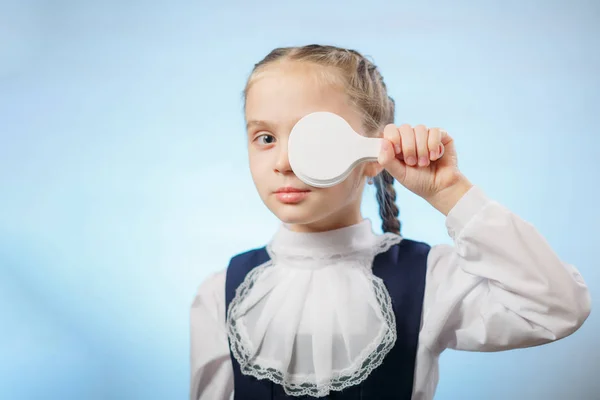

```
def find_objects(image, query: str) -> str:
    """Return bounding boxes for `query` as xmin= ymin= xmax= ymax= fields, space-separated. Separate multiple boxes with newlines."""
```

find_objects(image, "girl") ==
xmin=190 ymin=44 xmax=591 ymax=400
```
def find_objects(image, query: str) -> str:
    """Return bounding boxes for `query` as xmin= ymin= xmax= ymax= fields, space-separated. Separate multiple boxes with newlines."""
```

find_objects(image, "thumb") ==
xmin=440 ymin=129 xmax=456 ymax=160
xmin=378 ymin=139 xmax=407 ymax=182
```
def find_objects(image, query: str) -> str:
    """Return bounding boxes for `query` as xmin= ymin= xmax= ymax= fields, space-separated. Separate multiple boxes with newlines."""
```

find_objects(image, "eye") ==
xmin=255 ymin=133 xmax=276 ymax=145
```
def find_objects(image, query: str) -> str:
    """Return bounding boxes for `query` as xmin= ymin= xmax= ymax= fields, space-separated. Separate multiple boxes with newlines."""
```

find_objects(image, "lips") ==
xmin=274 ymin=187 xmax=310 ymax=204
xmin=275 ymin=187 xmax=311 ymax=193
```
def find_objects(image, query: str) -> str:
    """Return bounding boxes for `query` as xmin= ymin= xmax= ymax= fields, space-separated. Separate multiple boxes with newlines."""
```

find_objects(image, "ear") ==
xmin=364 ymin=161 xmax=384 ymax=179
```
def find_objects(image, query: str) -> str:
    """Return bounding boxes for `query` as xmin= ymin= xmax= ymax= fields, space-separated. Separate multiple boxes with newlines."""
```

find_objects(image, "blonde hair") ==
xmin=243 ymin=44 xmax=401 ymax=234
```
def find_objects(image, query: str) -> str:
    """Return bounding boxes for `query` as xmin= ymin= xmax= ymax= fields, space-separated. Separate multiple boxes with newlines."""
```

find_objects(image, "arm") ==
xmin=190 ymin=271 xmax=234 ymax=400
xmin=420 ymin=185 xmax=591 ymax=352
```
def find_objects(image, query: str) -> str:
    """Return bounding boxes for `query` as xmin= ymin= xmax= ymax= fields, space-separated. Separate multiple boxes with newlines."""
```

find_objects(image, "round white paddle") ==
xmin=288 ymin=111 xmax=383 ymax=188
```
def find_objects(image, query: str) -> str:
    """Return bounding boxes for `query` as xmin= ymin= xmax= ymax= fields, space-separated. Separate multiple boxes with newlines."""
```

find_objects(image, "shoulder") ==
xmin=190 ymin=247 xmax=270 ymax=319
xmin=388 ymin=237 xmax=432 ymax=265
xmin=226 ymin=246 xmax=270 ymax=282
xmin=398 ymin=237 xmax=432 ymax=254
xmin=228 ymin=246 xmax=269 ymax=266
xmin=193 ymin=246 xmax=266 ymax=300
xmin=404 ymin=239 xmax=455 ymax=278
xmin=224 ymin=246 xmax=270 ymax=301
xmin=395 ymin=236 xmax=454 ymax=266
xmin=192 ymin=269 xmax=227 ymax=309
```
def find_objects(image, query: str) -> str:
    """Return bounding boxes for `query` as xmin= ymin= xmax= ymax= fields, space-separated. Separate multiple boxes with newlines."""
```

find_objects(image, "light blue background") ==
xmin=1 ymin=0 xmax=598 ymax=399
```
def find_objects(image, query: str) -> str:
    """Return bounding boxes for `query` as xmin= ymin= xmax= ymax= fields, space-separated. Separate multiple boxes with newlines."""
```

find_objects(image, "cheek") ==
xmin=248 ymin=153 xmax=266 ymax=185
xmin=345 ymin=167 xmax=367 ymax=192
xmin=320 ymin=164 xmax=365 ymax=194
xmin=249 ymin=151 xmax=279 ymax=198
xmin=323 ymin=174 xmax=364 ymax=201
xmin=249 ymin=148 xmax=268 ymax=168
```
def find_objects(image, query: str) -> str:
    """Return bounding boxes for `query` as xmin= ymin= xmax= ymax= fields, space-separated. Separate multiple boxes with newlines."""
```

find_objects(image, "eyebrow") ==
xmin=246 ymin=120 xmax=274 ymax=132
xmin=246 ymin=120 xmax=269 ymax=129
xmin=245 ymin=116 xmax=303 ymax=134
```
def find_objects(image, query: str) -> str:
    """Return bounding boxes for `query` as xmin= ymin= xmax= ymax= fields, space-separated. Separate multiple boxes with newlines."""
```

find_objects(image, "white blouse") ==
xmin=190 ymin=185 xmax=591 ymax=400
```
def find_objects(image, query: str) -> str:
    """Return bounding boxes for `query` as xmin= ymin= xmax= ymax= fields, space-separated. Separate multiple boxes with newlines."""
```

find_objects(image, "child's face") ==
xmin=245 ymin=62 xmax=374 ymax=232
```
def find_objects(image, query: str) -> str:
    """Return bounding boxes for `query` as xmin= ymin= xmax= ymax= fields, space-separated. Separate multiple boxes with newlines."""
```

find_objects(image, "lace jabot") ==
xmin=227 ymin=219 xmax=402 ymax=397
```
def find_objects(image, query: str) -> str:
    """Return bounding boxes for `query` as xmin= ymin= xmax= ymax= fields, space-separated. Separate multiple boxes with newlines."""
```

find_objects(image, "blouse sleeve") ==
xmin=190 ymin=270 xmax=234 ymax=400
xmin=420 ymin=185 xmax=591 ymax=353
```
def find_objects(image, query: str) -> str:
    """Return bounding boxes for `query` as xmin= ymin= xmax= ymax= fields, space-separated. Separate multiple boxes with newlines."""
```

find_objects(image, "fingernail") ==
xmin=418 ymin=156 xmax=428 ymax=166
xmin=394 ymin=143 xmax=401 ymax=154
xmin=406 ymin=156 xmax=417 ymax=166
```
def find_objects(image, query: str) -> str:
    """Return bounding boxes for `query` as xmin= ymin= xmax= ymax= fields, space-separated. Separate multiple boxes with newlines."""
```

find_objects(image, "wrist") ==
xmin=426 ymin=176 xmax=474 ymax=216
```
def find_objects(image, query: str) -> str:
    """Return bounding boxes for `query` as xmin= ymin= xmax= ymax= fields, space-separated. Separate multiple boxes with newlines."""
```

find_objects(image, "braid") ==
xmin=374 ymin=170 xmax=401 ymax=234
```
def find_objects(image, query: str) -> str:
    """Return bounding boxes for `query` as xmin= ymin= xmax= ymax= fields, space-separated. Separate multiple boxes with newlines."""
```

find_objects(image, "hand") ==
xmin=377 ymin=124 xmax=473 ymax=215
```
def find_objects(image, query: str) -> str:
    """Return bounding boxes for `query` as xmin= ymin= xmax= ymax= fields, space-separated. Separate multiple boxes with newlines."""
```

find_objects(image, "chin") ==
xmin=268 ymin=202 xmax=327 ymax=226
xmin=273 ymin=208 xmax=318 ymax=225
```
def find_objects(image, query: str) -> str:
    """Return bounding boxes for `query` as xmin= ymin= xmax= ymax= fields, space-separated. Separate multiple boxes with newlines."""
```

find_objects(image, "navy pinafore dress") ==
xmin=225 ymin=239 xmax=430 ymax=400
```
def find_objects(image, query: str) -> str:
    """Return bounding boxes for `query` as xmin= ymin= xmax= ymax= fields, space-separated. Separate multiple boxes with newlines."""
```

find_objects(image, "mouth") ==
xmin=275 ymin=186 xmax=311 ymax=193
xmin=274 ymin=187 xmax=311 ymax=204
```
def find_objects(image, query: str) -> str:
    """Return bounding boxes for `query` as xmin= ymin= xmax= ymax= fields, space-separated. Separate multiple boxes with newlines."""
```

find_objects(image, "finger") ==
xmin=378 ymin=139 xmax=407 ymax=181
xmin=439 ymin=129 xmax=452 ymax=158
xmin=427 ymin=128 xmax=442 ymax=160
xmin=378 ymin=138 xmax=395 ymax=164
xmin=383 ymin=124 xmax=401 ymax=155
xmin=414 ymin=124 xmax=430 ymax=166
xmin=398 ymin=124 xmax=416 ymax=166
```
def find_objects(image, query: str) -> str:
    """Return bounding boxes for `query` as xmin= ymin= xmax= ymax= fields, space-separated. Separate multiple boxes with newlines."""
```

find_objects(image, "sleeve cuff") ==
xmin=444 ymin=185 xmax=492 ymax=240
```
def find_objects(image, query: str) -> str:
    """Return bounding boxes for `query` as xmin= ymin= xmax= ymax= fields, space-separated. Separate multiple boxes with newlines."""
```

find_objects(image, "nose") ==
xmin=274 ymin=140 xmax=293 ymax=175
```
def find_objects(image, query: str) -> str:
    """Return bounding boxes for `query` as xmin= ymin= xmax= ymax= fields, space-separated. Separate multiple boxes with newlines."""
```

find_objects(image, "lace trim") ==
xmin=371 ymin=232 xmax=403 ymax=258
xmin=226 ymin=234 xmax=403 ymax=397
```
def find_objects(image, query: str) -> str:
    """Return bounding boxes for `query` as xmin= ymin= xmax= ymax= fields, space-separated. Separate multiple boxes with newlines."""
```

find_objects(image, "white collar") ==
xmin=268 ymin=218 xmax=386 ymax=260
xmin=227 ymin=219 xmax=402 ymax=397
